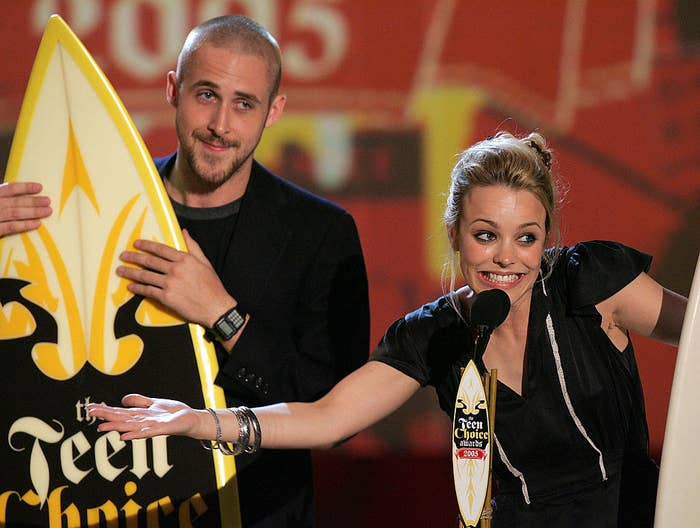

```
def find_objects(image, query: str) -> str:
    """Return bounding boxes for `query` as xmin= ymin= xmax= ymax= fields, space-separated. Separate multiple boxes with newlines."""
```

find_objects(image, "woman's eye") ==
xmin=475 ymin=231 xmax=495 ymax=242
xmin=518 ymin=233 xmax=537 ymax=244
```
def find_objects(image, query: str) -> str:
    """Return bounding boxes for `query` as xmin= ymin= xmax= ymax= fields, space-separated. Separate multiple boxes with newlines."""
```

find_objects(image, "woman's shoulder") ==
xmin=556 ymin=240 xmax=652 ymax=279
xmin=406 ymin=294 xmax=462 ymax=322
xmin=372 ymin=294 xmax=468 ymax=387
xmin=385 ymin=295 xmax=463 ymax=340
xmin=548 ymin=240 xmax=652 ymax=308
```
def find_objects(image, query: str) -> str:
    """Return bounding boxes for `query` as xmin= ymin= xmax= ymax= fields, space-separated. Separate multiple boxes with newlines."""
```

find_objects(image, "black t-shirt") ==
xmin=170 ymin=198 xmax=241 ymax=277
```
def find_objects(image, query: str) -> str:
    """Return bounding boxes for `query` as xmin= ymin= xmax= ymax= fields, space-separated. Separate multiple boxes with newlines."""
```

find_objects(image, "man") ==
xmin=2 ymin=15 xmax=370 ymax=527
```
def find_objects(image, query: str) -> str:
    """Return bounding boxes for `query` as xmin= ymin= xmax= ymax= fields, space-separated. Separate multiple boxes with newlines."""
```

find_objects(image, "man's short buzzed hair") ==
xmin=176 ymin=15 xmax=282 ymax=100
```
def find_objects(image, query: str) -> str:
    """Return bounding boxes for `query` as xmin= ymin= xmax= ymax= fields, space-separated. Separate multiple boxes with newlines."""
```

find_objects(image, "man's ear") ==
xmin=165 ymin=71 xmax=178 ymax=107
xmin=265 ymin=93 xmax=287 ymax=128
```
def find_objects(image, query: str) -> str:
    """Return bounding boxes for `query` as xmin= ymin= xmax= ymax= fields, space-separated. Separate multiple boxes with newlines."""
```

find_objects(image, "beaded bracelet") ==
xmin=200 ymin=408 xmax=222 ymax=452
xmin=199 ymin=407 xmax=240 ymax=455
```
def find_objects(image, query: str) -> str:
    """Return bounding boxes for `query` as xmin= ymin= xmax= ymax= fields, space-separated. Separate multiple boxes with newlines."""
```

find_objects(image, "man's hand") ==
xmin=117 ymin=229 xmax=236 ymax=328
xmin=0 ymin=182 xmax=52 ymax=237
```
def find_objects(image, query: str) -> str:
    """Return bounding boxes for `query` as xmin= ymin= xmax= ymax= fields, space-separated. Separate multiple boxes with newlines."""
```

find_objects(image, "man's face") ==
xmin=167 ymin=44 xmax=284 ymax=189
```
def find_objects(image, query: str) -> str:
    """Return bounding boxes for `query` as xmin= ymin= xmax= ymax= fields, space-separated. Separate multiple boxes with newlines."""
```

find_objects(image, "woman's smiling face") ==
xmin=450 ymin=185 xmax=547 ymax=306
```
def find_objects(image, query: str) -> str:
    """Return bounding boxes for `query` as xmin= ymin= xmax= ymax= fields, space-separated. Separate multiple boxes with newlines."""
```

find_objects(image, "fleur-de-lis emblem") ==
xmin=0 ymin=17 xmax=183 ymax=380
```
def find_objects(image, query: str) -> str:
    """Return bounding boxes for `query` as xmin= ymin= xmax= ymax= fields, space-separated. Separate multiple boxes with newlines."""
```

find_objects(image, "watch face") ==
xmin=216 ymin=319 xmax=236 ymax=338
xmin=226 ymin=308 xmax=246 ymax=330
xmin=214 ymin=307 xmax=246 ymax=340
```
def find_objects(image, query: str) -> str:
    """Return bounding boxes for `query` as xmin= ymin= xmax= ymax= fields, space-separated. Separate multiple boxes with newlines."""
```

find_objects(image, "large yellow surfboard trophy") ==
xmin=0 ymin=15 xmax=240 ymax=527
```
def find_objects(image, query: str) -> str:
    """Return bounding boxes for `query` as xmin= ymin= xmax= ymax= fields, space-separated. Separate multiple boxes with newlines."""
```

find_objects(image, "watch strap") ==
xmin=206 ymin=304 xmax=247 ymax=342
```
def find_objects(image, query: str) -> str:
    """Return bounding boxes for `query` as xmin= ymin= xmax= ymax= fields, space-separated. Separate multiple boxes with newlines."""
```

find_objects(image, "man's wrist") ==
xmin=206 ymin=304 xmax=248 ymax=342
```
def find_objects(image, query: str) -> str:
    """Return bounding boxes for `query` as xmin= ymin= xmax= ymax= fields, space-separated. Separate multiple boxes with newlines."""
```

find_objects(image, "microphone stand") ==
xmin=480 ymin=367 xmax=497 ymax=528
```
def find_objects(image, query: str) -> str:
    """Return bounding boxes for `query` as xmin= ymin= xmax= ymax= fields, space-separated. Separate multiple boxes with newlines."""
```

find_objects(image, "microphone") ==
xmin=470 ymin=289 xmax=511 ymax=359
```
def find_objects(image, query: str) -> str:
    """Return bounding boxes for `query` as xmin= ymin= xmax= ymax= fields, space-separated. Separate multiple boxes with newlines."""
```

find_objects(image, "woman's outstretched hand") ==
xmin=87 ymin=394 xmax=202 ymax=441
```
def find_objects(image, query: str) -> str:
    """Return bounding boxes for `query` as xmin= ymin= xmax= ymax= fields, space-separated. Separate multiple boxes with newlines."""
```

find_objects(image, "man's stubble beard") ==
xmin=176 ymin=121 xmax=253 ymax=194
xmin=181 ymin=141 xmax=249 ymax=193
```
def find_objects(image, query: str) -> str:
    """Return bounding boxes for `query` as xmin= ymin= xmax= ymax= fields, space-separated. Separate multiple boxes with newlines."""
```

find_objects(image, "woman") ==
xmin=89 ymin=132 xmax=688 ymax=527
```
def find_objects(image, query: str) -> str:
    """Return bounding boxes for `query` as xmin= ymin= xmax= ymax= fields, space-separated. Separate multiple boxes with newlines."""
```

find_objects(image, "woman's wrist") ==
xmin=193 ymin=408 xmax=216 ymax=440
xmin=195 ymin=407 xmax=241 ymax=441
xmin=196 ymin=406 xmax=261 ymax=455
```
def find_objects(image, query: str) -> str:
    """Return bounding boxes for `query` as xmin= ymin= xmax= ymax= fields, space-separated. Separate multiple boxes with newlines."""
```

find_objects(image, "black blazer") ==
xmin=155 ymin=154 xmax=370 ymax=527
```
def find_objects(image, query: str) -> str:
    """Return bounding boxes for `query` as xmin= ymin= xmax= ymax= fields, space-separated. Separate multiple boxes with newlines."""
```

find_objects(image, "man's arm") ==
xmin=116 ymin=210 xmax=370 ymax=405
xmin=116 ymin=229 xmax=242 ymax=332
xmin=214 ymin=211 xmax=370 ymax=404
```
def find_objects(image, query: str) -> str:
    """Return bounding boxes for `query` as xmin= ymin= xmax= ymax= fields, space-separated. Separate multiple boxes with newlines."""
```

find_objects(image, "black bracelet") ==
xmin=238 ymin=406 xmax=262 ymax=453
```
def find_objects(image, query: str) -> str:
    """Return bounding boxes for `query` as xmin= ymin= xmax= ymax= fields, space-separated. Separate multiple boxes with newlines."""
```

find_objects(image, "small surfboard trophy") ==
xmin=0 ymin=15 xmax=239 ymax=527
xmin=453 ymin=289 xmax=510 ymax=527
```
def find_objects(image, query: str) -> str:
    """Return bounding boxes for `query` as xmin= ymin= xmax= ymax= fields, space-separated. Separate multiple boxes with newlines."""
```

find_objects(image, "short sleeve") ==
xmin=371 ymin=316 xmax=432 ymax=386
xmin=564 ymin=240 xmax=652 ymax=309
xmin=370 ymin=297 xmax=464 ymax=387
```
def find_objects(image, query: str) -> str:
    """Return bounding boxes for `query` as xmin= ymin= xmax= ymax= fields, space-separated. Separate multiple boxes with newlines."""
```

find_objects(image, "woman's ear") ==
xmin=448 ymin=225 xmax=459 ymax=252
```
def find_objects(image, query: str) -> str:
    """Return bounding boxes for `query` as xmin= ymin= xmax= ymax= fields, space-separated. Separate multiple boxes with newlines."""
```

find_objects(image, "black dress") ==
xmin=371 ymin=241 xmax=658 ymax=527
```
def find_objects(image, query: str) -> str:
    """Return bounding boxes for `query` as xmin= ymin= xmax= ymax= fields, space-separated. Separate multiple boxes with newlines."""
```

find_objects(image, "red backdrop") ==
xmin=1 ymin=1 xmax=698 ymax=525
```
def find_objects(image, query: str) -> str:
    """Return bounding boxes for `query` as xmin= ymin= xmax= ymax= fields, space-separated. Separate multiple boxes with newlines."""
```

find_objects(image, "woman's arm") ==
xmin=88 ymin=361 xmax=421 ymax=449
xmin=596 ymin=272 xmax=688 ymax=347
